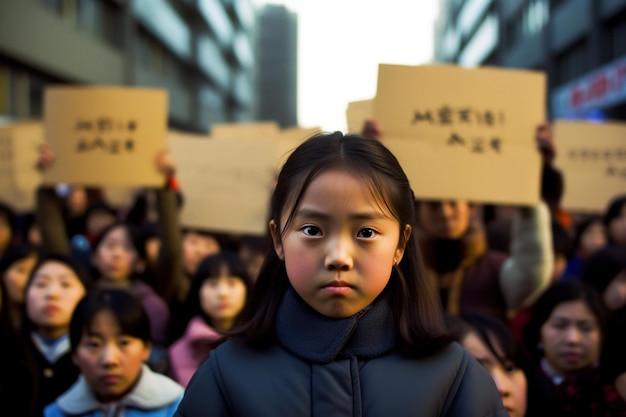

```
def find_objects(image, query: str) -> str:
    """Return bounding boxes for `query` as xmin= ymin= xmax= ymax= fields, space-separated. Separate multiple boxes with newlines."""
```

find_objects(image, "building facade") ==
xmin=0 ymin=0 xmax=257 ymax=133
xmin=254 ymin=4 xmax=297 ymax=128
xmin=434 ymin=0 xmax=626 ymax=121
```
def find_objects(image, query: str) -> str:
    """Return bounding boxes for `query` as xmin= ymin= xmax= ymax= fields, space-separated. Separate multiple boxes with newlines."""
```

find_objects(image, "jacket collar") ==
xmin=274 ymin=287 xmax=396 ymax=364
xmin=56 ymin=364 xmax=183 ymax=414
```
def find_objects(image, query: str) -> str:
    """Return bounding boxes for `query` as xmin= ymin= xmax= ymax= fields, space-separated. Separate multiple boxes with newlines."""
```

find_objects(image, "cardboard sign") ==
xmin=43 ymin=86 xmax=168 ymax=187
xmin=346 ymin=99 xmax=374 ymax=134
xmin=210 ymin=121 xmax=280 ymax=140
xmin=554 ymin=120 xmax=626 ymax=213
xmin=168 ymin=131 xmax=297 ymax=235
xmin=0 ymin=121 xmax=44 ymax=212
xmin=374 ymin=64 xmax=546 ymax=205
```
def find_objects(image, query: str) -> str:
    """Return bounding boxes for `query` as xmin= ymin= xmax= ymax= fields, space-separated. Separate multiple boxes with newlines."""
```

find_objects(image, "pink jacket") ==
xmin=168 ymin=316 xmax=221 ymax=387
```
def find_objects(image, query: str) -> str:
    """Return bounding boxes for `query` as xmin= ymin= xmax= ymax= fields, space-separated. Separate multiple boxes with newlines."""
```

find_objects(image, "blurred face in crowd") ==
xmin=92 ymin=226 xmax=138 ymax=282
xmin=579 ymin=221 xmax=607 ymax=258
xmin=73 ymin=309 xmax=150 ymax=403
xmin=462 ymin=331 xmax=527 ymax=417
xmin=2 ymin=254 xmax=37 ymax=306
xmin=603 ymin=270 xmax=626 ymax=311
xmin=86 ymin=210 xmax=117 ymax=240
xmin=26 ymin=261 xmax=87 ymax=339
xmin=182 ymin=232 xmax=220 ymax=276
xmin=608 ymin=205 xmax=626 ymax=246
xmin=200 ymin=267 xmax=247 ymax=331
xmin=67 ymin=186 xmax=88 ymax=217
xmin=417 ymin=200 xmax=471 ymax=240
xmin=0 ymin=215 xmax=12 ymax=252
xmin=540 ymin=300 xmax=601 ymax=376
xmin=144 ymin=237 xmax=160 ymax=267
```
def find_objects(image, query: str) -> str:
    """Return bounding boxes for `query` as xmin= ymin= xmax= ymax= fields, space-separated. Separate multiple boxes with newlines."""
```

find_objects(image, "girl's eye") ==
xmin=118 ymin=338 xmax=131 ymax=347
xmin=302 ymin=226 xmax=322 ymax=236
xmin=503 ymin=361 xmax=518 ymax=374
xmin=357 ymin=228 xmax=376 ymax=238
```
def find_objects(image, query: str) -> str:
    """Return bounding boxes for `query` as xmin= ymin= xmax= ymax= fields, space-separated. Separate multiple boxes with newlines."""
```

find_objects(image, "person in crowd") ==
xmin=21 ymin=253 xmax=93 ymax=416
xmin=447 ymin=312 xmax=529 ymax=417
xmin=522 ymin=280 xmax=626 ymax=416
xmin=174 ymin=132 xmax=507 ymax=416
xmin=562 ymin=216 xmax=607 ymax=280
xmin=581 ymin=246 xmax=626 ymax=404
xmin=364 ymin=120 xmax=554 ymax=322
xmin=0 ymin=200 xmax=18 ymax=258
xmin=236 ymin=234 xmax=269 ymax=282
xmin=44 ymin=288 xmax=184 ymax=417
xmin=0 ymin=242 xmax=39 ymax=330
xmin=604 ymin=195 xmax=626 ymax=248
xmin=168 ymin=251 xmax=251 ymax=386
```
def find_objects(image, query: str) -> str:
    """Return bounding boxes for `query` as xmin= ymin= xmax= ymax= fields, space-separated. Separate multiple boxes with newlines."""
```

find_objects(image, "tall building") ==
xmin=254 ymin=4 xmax=298 ymax=128
xmin=0 ymin=0 xmax=256 ymax=133
xmin=434 ymin=0 xmax=626 ymax=121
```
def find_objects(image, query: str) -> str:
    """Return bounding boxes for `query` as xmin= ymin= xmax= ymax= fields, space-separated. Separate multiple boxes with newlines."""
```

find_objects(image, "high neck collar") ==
xmin=274 ymin=287 xmax=396 ymax=364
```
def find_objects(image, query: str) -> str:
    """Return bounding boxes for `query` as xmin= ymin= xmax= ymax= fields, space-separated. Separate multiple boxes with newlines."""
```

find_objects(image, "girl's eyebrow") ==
xmin=294 ymin=208 xmax=388 ymax=220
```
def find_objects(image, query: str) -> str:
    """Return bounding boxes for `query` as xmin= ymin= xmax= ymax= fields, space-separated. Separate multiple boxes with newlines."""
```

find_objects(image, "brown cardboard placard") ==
xmin=43 ymin=86 xmax=168 ymax=187
xmin=346 ymin=99 xmax=374 ymax=134
xmin=210 ymin=121 xmax=280 ymax=140
xmin=374 ymin=64 xmax=545 ymax=205
xmin=0 ymin=121 xmax=44 ymax=212
xmin=168 ymin=131 xmax=295 ymax=235
xmin=554 ymin=120 xmax=626 ymax=213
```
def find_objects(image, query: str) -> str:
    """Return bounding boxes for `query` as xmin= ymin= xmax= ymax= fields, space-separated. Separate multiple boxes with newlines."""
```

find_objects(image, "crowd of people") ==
xmin=0 ymin=120 xmax=624 ymax=416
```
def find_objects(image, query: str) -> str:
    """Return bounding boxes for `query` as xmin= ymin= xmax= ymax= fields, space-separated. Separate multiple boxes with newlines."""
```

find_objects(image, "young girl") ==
xmin=523 ymin=280 xmax=626 ymax=416
xmin=0 ymin=242 xmax=38 ymax=330
xmin=21 ymin=254 xmax=93 ymax=416
xmin=562 ymin=216 xmax=607 ymax=280
xmin=168 ymin=251 xmax=251 ymax=386
xmin=447 ymin=312 xmax=529 ymax=417
xmin=174 ymin=132 xmax=507 ymax=416
xmin=44 ymin=288 xmax=184 ymax=417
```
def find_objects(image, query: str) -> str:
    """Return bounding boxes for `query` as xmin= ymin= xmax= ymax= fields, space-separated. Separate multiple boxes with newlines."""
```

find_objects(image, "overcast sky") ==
xmin=251 ymin=0 xmax=440 ymax=132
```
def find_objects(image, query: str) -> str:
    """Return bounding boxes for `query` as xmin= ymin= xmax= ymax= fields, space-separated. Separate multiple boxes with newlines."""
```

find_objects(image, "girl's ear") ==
xmin=269 ymin=220 xmax=284 ymax=261
xmin=142 ymin=341 xmax=152 ymax=363
xmin=394 ymin=224 xmax=412 ymax=265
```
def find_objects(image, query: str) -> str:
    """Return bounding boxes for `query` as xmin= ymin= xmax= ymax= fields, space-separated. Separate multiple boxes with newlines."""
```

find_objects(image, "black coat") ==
xmin=175 ymin=288 xmax=507 ymax=417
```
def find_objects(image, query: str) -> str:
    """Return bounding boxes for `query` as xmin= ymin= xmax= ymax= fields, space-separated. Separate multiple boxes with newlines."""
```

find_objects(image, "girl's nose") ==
xmin=101 ymin=344 xmax=120 ymax=367
xmin=325 ymin=236 xmax=353 ymax=271
xmin=491 ymin=368 xmax=511 ymax=397
xmin=564 ymin=326 xmax=582 ymax=344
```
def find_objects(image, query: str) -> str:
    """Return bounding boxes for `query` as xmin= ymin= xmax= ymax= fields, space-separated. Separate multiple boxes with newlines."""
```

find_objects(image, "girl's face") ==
xmin=608 ymin=205 xmax=626 ymax=246
xmin=271 ymin=169 xmax=409 ymax=318
xmin=579 ymin=221 xmax=606 ymax=258
xmin=462 ymin=331 xmax=527 ymax=417
xmin=26 ymin=261 xmax=86 ymax=339
xmin=417 ymin=200 xmax=471 ymax=239
xmin=200 ymin=270 xmax=247 ymax=330
xmin=540 ymin=300 xmax=601 ymax=376
xmin=92 ymin=226 xmax=137 ymax=282
xmin=2 ymin=254 xmax=37 ymax=306
xmin=72 ymin=309 xmax=151 ymax=403
xmin=182 ymin=232 xmax=220 ymax=276
xmin=603 ymin=270 xmax=626 ymax=311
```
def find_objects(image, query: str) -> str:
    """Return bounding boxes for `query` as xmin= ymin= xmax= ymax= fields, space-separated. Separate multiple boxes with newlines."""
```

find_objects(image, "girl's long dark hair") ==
xmin=229 ymin=132 xmax=451 ymax=357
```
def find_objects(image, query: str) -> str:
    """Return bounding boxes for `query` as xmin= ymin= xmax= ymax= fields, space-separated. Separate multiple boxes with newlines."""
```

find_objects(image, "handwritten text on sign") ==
xmin=74 ymin=118 xmax=138 ymax=154
xmin=411 ymin=106 xmax=506 ymax=154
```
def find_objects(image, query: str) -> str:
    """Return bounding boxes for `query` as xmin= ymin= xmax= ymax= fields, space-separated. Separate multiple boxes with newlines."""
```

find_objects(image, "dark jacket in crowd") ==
xmin=174 ymin=288 xmax=507 ymax=417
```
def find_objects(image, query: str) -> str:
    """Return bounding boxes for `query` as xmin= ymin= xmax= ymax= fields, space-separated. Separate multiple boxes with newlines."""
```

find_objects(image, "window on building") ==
xmin=555 ymin=40 xmax=589 ymax=86
xmin=505 ymin=0 xmax=549 ymax=49
xmin=136 ymin=28 xmax=164 ymax=75
xmin=76 ymin=0 xmax=124 ymax=50
xmin=608 ymin=11 xmax=626 ymax=60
